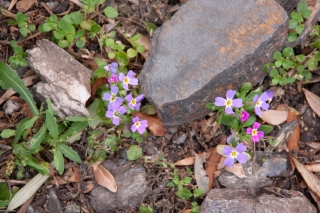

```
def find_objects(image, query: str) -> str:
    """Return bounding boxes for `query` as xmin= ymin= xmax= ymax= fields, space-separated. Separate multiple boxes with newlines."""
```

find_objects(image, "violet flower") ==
xmin=266 ymin=90 xmax=274 ymax=103
xmin=240 ymin=110 xmax=250 ymax=122
xmin=108 ymin=74 xmax=118 ymax=83
xmin=102 ymin=86 xmax=123 ymax=108
xmin=104 ymin=62 xmax=118 ymax=74
xmin=222 ymin=143 xmax=248 ymax=167
xmin=226 ymin=129 xmax=239 ymax=144
xmin=105 ymin=102 xmax=126 ymax=125
xmin=253 ymin=92 xmax=269 ymax=116
xmin=131 ymin=116 xmax=148 ymax=134
xmin=246 ymin=122 xmax=264 ymax=142
xmin=214 ymin=90 xmax=243 ymax=114
xmin=119 ymin=70 xmax=138 ymax=91
xmin=125 ymin=94 xmax=144 ymax=110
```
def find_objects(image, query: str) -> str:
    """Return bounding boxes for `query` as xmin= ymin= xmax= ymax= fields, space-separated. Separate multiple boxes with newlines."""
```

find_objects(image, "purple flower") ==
xmin=240 ymin=110 xmax=250 ymax=122
xmin=125 ymin=94 xmax=144 ymax=110
xmin=266 ymin=90 xmax=274 ymax=103
xmin=105 ymin=102 xmax=126 ymax=125
xmin=131 ymin=116 xmax=148 ymax=134
xmin=102 ymin=86 xmax=123 ymax=108
xmin=214 ymin=90 xmax=243 ymax=114
xmin=104 ymin=62 xmax=118 ymax=74
xmin=119 ymin=70 xmax=138 ymax=91
xmin=222 ymin=143 xmax=248 ymax=167
xmin=226 ymin=129 xmax=239 ymax=144
xmin=253 ymin=92 xmax=269 ymax=116
xmin=246 ymin=122 xmax=264 ymax=142
xmin=108 ymin=74 xmax=118 ymax=83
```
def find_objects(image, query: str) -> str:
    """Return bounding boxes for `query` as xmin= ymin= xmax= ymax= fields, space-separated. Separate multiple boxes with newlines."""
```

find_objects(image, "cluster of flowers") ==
xmin=214 ymin=89 xmax=274 ymax=167
xmin=102 ymin=62 xmax=148 ymax=134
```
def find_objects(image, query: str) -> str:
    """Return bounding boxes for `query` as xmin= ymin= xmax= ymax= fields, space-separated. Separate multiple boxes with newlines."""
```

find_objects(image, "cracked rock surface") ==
xmin=27 ymin=39 xmax=92 ymax=117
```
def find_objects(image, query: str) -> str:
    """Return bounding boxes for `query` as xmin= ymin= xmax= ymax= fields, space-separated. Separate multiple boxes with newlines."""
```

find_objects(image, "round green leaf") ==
xmin=71 ymin=11 xmax=83 ymax=25
xmin=175 ymin=188 xmax=193 ymax=200
xmin=295 ymin=24 xmax=304 ymax=34
xmin=308 ymin=57 xmax=318 ymax=70
xmin=287 ymin=32 xmax=297 ymax=42
xmin=315 ymin=52 xmax=320 ymax=61
xmin=108 ymin=51 xmax=116 ymax=59
xmin=58 ymin=40 xmax=69 ymax=48
xmin=127 ymin=48 xmax=137 ymax=58
xmin=301 ymin=8 xmax=312 ymax=18
xmin=269 ymin=69 xmax=279 ymax=77
xmin=76 ymin=38 xmax=86 ymax=48
xmin=271 ymin=78 xmax=279 ymax=85
xmin=136 ymin=45 xmax=145 ymax=53
xmin=53 ymin=29 xmax=65 ymax=40
xmin=115 ymin=51 xmax=129 ymax=66
xmin=66 ymin=34 xmax=74 ymax=43
xmin=275 ymin=61 xmax=282 ymax=68
xmin=290 ymin=11 xmax=298 ymax=19
xmin=104 ymin=38 xmax=114 ymax=46
xmin=28 ymin=24 xmax=35 ymax=31
xmin=127 ymin=145 xmax=142 ymax=160
xmin=295 ymin=54 xmax=306 ymax=62
xmin=1 ymin=129 xmax=16 ymax=138
xmin=289 ymin=19 xmax=298 ymax=29
xmin=282 ymin=47 xmax=294 ymax=58
xmin=103 ymin=6 xmax=119 ymax=18
xmin=90 ymin=24 xmax=101 ymax=33
xmin=20 ymin=28 xmax=28 ymax=37
xmin=273 ymin=51 xmax=282 ymax=60
xmin=43 ymin=23 xmax=53 ymax=32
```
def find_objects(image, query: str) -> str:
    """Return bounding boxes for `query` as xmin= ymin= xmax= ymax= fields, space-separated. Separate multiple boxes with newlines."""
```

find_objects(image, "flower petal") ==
xmin=128 ymin=103 xmax=135 ymax=110
xmin=253 ymin=122 xmax=260 ymax=129
xmin=106 ymin=111 xmax=113 ymax=118
xmin=118 ymin=106 xmax=127 ymax=114
xmin=257 ymin=131 xmax=264 ymax=139
xmin=252 ymin=135 xmax=259 ymax=142
xmin=226 ymin=90 xmax=236 ymax=99
xmin=119 ymin=73 xmax=125 ymax=82
xmin=259 ymin=92 xmax=269 ymax=101
xmin=224 ymin=157 xmax=235 ymax=167
xmin=246 ymin=128 xmax=253 ymax=134
xmin=226 ymin=135 xmax=232 ymax=144
xmin=132 ymin=116 xmax=140 ymax=123
xmin=136 ymin=94 xmax=144 ymax=101
xmin=225 ymin=106 xmax=234 ymax=114
xmin=140 ymin=120 xmax=148 ymax=128
xmin=103 ymin=93 xmax=111 ymax=101
xmin=255 ymin=106 xmax=262 ymax=116
xmin=127 ymin=70 xmax=136 ymax=77
xmin=236 ymin=143 xmax=247 ymax=153
xmin=232 ymin=98 xmax=243 ymax=108
xmin=130 ymin=78 xmax=138 ymax=86
xmin=260 ymin=102 xmax=269 ymax=110
xmin=135 ymin=102 xmax=141 ymax=110
xmin=237 ymin=153 xmax=248 ymax=164
xmin=214 ymin=97 xmax=226 ymax=106
xmin=131 ymin=123 xmax=137 ymax=132
xmin=253 ymin=94 xmax=259 ymax=103
xmin=125 ymin=94 xmax=132 ymax=102
xmin=110 ymin=86 xmax=118 ymax=94
xmin=138 ymin=127 xmax=146 ymax=134
xmin=112 ymin=117 xmax=120 ymax=125
xmin=222 ymin=146 xmax=232 ymax=156
xmin=122 ymin=83 xmax=129 ymax=90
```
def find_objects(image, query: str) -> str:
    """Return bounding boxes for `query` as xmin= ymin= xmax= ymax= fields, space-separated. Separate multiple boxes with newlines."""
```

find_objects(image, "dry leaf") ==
xmin=259 ymin=110 xmax=288 ymax=125
xmin=305 ymin=164 xmax=320 ymax=173
xmin=63 ymin=164 xmax=81 ymax=183
xmin=292 ymin=157 xmax=320 ymax=198
xmin=131 ymin=111 xmax=166 ymax=136
xmin=307 ymin=142 xmax=320 ymax=150
xmin=302 ymin=88 xmax=320 ymax=117
xmin=92 ymin=162 xmax=117 ymax=192
xmin=286 ymin=112 xmax=300 ymax=152
xmin=180 ymin=210 xmax=192 ymax=213
xmin=174 ymin=148 xmax=214 ymax=166
xmin=224 ymin=163 xmax=246 ymax=178
xmin=194 ymin=152 xmax=210 ymax=194
xmin=310 ymin=190 xmax=320 ymax=209
xmin=88 ymin=77 xmax=107 ymax=103
xmin=277 ymin=103 xmax=300 ymax=115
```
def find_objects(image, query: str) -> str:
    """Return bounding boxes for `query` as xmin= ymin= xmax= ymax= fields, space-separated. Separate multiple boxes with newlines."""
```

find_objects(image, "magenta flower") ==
xmin=131 ymin=116 xmax=148 ymax=134
xmin=108 ymin=74 xmax=118 ymax=83
xmin=104 ymin=62 xmax=118 ymax=74
xmin=125 ymin=94 xmax=144 ymax=110
xmin=222 ymin=143 xmax=248 ymax=167
xmin=119 ymin=70 xmax=138 ymax=91
xmin=266 ymin=90 xmax=274 ymax=103
xmin=253 ymin=92 xmax=269 ymax=116
xmin=103 ymin=86 xmax=123 ymax=108
xmin=240 ymin=110 xmax=250 ymax=122
xmin=246 ymin=122 xmax=264 ymax=142
xmin=214 ymin=90 xmax=243 ymax=114
xmin=105 ymin=102 xmax=126 ymax=125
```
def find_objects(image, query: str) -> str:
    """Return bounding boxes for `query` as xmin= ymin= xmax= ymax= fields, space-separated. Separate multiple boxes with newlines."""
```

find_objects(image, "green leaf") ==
xmin=103 ymin=6 xmax=119 ymax=18
xmin=1 ymin=129 xmax=16 ymax=138
xmin=295 ymin=24 xmax=305 ymax=34
xmin=295 ymin=54 xmax=306 ymax=62
xmin=289 ymin=19 xmax=298 ymax=29
xmin=23 ymin=116 xmax=39 ymax=129
xmin=308 ymin=57 xmax=318 ymax=70
xmin=144 ymin=21 xmax=157 ymax=34
xmin=127 ymin=48 xmax=137 ymax=58
xmin=182 ymin=176 xmax=192 ymax=184
xmin=139 ymin=205 xmax=153 ymax=213
xmin=136 ymin=45 xmax=145 ymax=53
xmin=259 ymin=125 xmax=273 ymax=135
xmin=310 ymin=41 xmax=320 ymax=49
xmin=220 ymin=114 xmax=234 ymax=126
xmin=102 ymin=135 xmax=119 ymax=152
xmin=0 ymin=62 xmax=38 ymax=115
xmin=53 ymin=29 xmax=65 ymax=40
xmin=59 ymin=121 xmax=88 ymax=141
xmin=76 ymin=38 xmax=86 ymax=48
xmin=20 ymin=28 xmax=28 ymax=37
xmin=273 ymin=51 xmax=282 ymax=60
xmin=54 ymin=149 xmax=64 ymax=175
xmin=269 ymin=69 xmax=278 ymax=77
xmin=49 ymin=14 xmax=58 ymax=22
xmin=66 ymin=34 xmax=74 ymax=43
xmin=80 ymin=20 xmax=97 ymax=31
xmin=28 ymin=24 xmax=35 ymax=31
xmin=127 ymin=145 xmax=142 ymax=160
xmin=282 ymin=47 xmax=294 ymax=57
xmin=58 ymin=143 xmax=81 ymax=163
xmin=24 ymin=155 xmax=50 ymax=175
xmin=243 ymin=116 xmax=256 ymax=127
xmin=287 ymin=32 xmax=297 ymax=42
xmin=13 ymin=117 xmax=30 ymax=144
xmin=65 ymin=116 xmax=89 ymax=122
xmin=70 ymin=11 xmax=83 ymax=25
xmin=115 ymin=51 xmax=129 ymax=66
xmin=239 ymin=82 xmax=252 ymax=94
xmin=104 ymin=38 xmax=114 ymax=46
xmin=90 ymin=24 xmax=101 ymax=33
xmin=140 ymin=104 xmax=157 ymax=115
xmin=175 ymin=188 xmax=193 ymax=200
xmin=301 ymin=7 xmax=312 ymax=18
xmin=28 ymin=125 xmax=47 ymax=153
xmin=87 ymin=98 xmax=105 ymax=129
xmin=45 ymin=97 xmax=58 ymax=140
xmin=57 ymin=19 xmax=75 ymax=35
xmin=0 ymin=183 xmax=11 ymax=207
xmin=108 ymin=51 xmax=116 ymax=59
xmin=58 ymin=40 xmax=69 ymax=48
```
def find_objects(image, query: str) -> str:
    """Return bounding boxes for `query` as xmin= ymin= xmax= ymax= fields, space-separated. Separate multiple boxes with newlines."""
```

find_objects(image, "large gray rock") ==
xmin=89 ymin=159 xmax=148 ymax=212
xmin=27 ymin=39 xmax=92 ymax=117
xmin=201 ymin=188 xmax=317 ymax=213
xmin=139 ymin=0 xmax=288 ymax=126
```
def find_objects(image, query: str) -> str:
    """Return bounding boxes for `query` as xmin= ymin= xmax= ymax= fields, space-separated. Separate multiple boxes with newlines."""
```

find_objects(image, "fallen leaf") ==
xmin=89 ymin=77 xmax=107 ymax=103
xmin=302 ymin=88 xmax=320 ymax=117
xmin=131 ymin=112 xmax=166 ymax=136
xmin=259 ymin=110 xmax=288 ymax=125
xmin=292 ymin=157 xmax=320 ymax=198
xmin=277 ymin=103 xmax=300 ymax=115
xmin=63 ymin=164 xmax=81 ymax=183
xmin=310 ymin=190 xmax=320 ymax=210
xmin=306 ymin=142 xmax=320 ymax=150
xmin=224 ymin=163 xmax=246 ymax=178
xmin=174 ymin=148 xmax=214 ymax=166
xmin=92 ymin=162 xmax=117 ymax=192
xmin=305 ymin=164 xmax=320 ymax=173
xmin=193 ymin=152 xmax=210 ymax=194
xmin=286 ymin=112 xmax=300 ymax=152
xmin=180 ymin=210 xmax=191 ymax=213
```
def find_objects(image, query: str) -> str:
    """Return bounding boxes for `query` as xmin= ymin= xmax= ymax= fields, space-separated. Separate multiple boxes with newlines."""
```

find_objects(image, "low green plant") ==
xmin=8 ymin=12 xmax=35 ymax=37
xmin=166 ymin=168 xmax=204 ymax=200
xmin=287 ymin=0 xmax=312 ymax=42
xmin=0 ymin=183 xmax=18 ymax=207
xmin=80 ymin=0 xmax=104 ymax=14
xmin=139 ymin=205 xmax=153 ymax=213
xmin=8 ymin=40 xmax=28 ymax=68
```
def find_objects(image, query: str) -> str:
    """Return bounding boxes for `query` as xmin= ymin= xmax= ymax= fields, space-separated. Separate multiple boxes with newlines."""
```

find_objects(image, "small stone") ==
xmin=263 ymin=157 xmax=288 ymax=177
xmin=27 ymin=39 xmax=92 ymax=117
xmin=172 ymin=133 xmax=187 ymax=144
xmin=89 ymin=159 xmax=148 ymax=212
xmin=217 ymin=161 xmax=272 ymax=188
xmin=16 ymin=0 xmax=36 ymax=12
xmin=3 ymin=100 xmax=21 ymax=115
xmin=47 ymin=188 xmax=63 ymax=213
xmin=139 ymin=0 xmax=288 ymax=126
xmin=46 ymin=1 xmax=59 ymax=10
xmin=167 ymin=126 xmax=178 ymax=134
xmin=201 ymin=188 xmax=317 ymax=213
xmin=64 ymin=201 xmax=80 ymax=213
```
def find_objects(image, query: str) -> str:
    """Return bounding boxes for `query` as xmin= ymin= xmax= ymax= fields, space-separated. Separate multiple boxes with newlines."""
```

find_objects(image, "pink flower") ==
xmin=131 ymin=116 xmax=148 ymax=134
xmin=108 ymin=74 xmax=118 ymax=83
xmin=240 ymin=110 xmax=249 ymax=122
xmin=246 ymin=122 xmax=264 ymax=142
